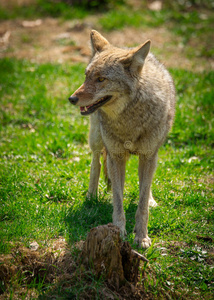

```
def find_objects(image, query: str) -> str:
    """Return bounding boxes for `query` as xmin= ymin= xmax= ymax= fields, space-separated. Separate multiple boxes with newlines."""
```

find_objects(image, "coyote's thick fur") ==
xmin=69 ymin=30 xmax=175 ymax=248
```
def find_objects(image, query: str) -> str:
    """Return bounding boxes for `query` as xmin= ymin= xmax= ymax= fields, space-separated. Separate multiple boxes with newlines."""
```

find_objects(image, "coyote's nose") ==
xmin=68 ymin=96 xmax=79 ymax=105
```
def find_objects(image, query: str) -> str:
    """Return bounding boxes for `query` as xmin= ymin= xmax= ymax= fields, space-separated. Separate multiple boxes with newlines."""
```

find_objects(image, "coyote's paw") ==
xmin=134 ymin=236 xmax=151 ymax=249
xmin=113 ymin=220 xmax=127 ymax=237
xmin=113 ymin=213 xmax=126 ymax=237
xmin=86 ymin=191 xmax=97 ymax=200
xmin=120 ymin=227 xmax=127 ymax=237
xmin=115 ymin=223 xmax=127 ymax=237
xmin=149 ymin=198 xmax=158 ymax=207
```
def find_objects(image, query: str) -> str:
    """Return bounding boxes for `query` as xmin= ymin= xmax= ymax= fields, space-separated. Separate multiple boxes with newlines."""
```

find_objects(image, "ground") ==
xmin=0 ymin=2 xmax=213 ymax=299
xmin=0 ymin=16 xmax=214 ymax=71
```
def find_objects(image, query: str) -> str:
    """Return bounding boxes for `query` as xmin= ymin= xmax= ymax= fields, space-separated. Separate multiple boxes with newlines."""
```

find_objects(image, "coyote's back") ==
xmin=69 ymin=30 xmax=176 ymax=248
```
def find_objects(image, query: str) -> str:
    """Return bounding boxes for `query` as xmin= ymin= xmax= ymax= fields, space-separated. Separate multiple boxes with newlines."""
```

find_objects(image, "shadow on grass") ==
xmin=64 ymin=192 xmax=141 ymax=247
xmin=65 ymin=195 xmax=113 ymax=245
xmin=125 ymin=198 xmax=138 ymax=234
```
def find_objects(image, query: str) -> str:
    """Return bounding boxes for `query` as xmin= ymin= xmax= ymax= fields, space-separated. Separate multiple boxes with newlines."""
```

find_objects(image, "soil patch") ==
xmin=0 ymin=231 xmax=152 ymax=300
xmin=0 ymin=17 xmax=213 ymax=71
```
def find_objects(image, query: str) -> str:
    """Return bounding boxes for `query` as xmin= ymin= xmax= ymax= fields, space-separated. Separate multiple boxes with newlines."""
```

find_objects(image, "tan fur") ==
xmin=69 ymin=30 xmax=176 ymax=248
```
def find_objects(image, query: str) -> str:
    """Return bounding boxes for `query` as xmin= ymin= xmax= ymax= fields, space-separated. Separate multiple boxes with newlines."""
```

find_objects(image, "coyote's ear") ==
xmin=122 ymin=40 xmax=151 ymax=73
xmin=90 ymin=30 xmax=110 ymax=56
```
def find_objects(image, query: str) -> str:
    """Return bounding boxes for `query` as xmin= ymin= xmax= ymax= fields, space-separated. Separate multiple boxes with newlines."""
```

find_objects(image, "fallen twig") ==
xmin=131 ymin=249 xmax=149 ymax=262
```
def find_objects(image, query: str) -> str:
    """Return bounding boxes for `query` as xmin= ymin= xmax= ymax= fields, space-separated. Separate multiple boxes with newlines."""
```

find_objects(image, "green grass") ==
xmin=99 ymin=5 xmax=214 ymax=58
xmin=0 ymin=0 xmax=123 ymax=20
xmin=0 ymin=56 xmax=213 ymax=298
xmin=1 ymin=0 xmax=213 ymax=59
xmin=99 ymin=7 xmax=168 ymax=31
xmin=0 ymin=0 xmax=88 ymax=20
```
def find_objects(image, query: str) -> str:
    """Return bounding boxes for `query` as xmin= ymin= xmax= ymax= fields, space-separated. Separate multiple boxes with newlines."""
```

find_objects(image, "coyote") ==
xmin=69 ymin=30 xmax=175 ymax=248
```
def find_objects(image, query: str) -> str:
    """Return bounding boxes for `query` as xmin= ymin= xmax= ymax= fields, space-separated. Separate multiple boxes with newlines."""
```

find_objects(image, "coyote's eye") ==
xmin=97 ymin=77 xmax=105 ymax=82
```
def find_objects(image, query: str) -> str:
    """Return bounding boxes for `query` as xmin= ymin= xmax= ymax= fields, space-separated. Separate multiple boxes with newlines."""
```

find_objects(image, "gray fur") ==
xmin=69 ymin=30 xmax=176 ymax=248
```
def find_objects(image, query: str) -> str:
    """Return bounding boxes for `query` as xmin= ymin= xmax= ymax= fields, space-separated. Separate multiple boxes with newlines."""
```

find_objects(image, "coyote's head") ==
xmin=69 ymin=30 xmax=150 ymax=116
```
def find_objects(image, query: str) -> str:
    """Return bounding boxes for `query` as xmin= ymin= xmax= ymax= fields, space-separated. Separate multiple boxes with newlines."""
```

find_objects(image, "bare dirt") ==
xmin=0 ymin=237 xmax=75 ymax=299
xmin=0 ymin=228 xmax=152 ymax=300
xmin=0 ymin=16 xmax=213 ymax=71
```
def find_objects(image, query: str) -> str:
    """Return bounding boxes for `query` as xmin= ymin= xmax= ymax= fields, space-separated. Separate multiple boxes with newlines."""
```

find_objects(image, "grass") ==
xmin=1 ymin=0 xmax=213 ymax=60
xmin=0 ymin=1 xmax=213 ymax=297
xmin=98 ymin=5 xmax=214 ymax=58
xmin=0 ymin=0 xmax=88 ymax=20
xmin=0 ymin=55 xmax=213 ymax=298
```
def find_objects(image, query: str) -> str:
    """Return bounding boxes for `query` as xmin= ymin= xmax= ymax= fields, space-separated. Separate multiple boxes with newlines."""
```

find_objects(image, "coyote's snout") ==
xmin=69 ymin=30 xmax=176 ymax=248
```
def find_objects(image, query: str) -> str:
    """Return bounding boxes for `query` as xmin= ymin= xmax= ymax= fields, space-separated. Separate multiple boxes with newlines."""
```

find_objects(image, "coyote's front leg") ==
xmin=107 ymin=153 xmax=127 ymax=236
xmin=87 ymin=113 xmax=103 ymax=199
xmin=134 ymin=152 xmax=158 ymax=248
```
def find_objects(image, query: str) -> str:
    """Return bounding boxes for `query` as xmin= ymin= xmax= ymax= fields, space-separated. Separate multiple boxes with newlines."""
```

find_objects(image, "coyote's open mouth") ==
xmin=80 ymin=95 xmax=112 ymax=115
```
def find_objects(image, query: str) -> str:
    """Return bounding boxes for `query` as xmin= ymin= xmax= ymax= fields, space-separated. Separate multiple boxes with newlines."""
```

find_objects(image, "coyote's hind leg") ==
xmin=87 ymin=150 xmax=101 ymax=198
xmin=149 ymin=190 xmax=158 ymax=207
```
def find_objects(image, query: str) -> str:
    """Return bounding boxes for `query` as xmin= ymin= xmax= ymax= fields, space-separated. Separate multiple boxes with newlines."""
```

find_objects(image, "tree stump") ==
xmin=81 ymin=223 xmax=148 ymax=290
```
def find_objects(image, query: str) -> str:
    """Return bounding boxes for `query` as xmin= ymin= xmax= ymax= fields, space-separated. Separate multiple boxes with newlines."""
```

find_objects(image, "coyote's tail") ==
xmin=103 ymin=147 xmax=111 ymax=191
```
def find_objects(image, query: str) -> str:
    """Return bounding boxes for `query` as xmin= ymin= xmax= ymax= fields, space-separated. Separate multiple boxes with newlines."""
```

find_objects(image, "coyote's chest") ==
xmin=99 ymin=109 xmax=160 ymax=156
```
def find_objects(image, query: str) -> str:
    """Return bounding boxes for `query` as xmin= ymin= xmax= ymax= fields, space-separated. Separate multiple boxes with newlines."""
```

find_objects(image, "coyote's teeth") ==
xmin=81 ymin=106 xmax=87 ymax=112
xmin=80 ymin=96 xmax=110 ymax=114
xmin=96 ymin=97 xmax=103 ymax=103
